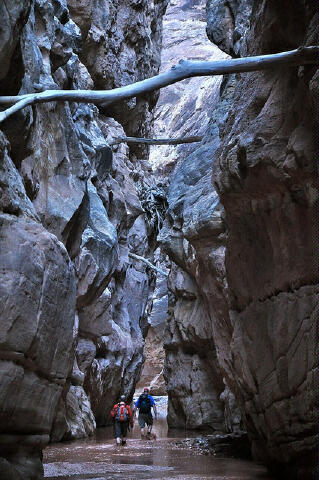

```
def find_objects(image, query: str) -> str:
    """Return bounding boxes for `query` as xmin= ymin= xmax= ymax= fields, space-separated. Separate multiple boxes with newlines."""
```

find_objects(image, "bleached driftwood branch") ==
xmin=0 ymin=46 xmax=318 ymax=123
xmin=128 ymin=252 xmax=168 ymax=277
xmin=110 ymin=135 xmax=203 ymax=145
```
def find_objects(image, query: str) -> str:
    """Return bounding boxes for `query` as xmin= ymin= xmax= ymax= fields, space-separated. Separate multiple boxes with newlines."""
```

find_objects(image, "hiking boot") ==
xmin=121 ymin=440 xmax=126 ymax=446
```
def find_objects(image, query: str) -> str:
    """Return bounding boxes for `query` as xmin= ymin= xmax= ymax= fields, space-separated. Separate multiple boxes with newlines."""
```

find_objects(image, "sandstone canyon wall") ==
xmin=0 ymin=0 xmax=168 ymax=478
xmin=156 ymin=0 xmax=238 ymax=433
xmin=160 ymin=0 xmax=318 ymax=478
xmin=137 ymin=0 xmax=226 ymax=396
xmin=0 ymin=0 xmax=318 ymax=478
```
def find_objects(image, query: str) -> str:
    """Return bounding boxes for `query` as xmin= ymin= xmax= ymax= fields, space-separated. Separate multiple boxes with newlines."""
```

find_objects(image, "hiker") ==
xmin=110 ymin=395 xmax=134 ymax=446
xmin=134 ymin=387 xmax=157 ymax=438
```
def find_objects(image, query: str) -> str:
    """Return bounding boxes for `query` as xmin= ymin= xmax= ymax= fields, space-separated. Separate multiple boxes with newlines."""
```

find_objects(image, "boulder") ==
xmin=75 ymin=181 xmax=118 ymax=308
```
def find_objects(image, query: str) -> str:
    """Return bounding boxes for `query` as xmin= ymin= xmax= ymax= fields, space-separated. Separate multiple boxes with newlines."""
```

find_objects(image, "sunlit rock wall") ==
xmin=149 ymin=0 xmax=226 ymax=175
xmin=0 ymin=0 xmax=168 ymax=478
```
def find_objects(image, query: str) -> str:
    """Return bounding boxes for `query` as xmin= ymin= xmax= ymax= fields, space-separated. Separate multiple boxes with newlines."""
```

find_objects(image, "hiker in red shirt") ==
xmin=110 ymin=395 xmax=134 ymax=446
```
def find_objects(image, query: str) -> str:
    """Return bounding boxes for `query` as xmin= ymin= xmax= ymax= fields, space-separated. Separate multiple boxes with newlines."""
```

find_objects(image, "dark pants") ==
xmin=114 ymin=420 xmax=129 ymax=438
xmin=138 ymin=413 xmax=153 ymax=428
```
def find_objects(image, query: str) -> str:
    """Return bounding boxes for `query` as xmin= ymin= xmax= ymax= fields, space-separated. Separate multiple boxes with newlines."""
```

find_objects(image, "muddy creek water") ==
xmin=44 ymin=414 xmax=273 ymax=480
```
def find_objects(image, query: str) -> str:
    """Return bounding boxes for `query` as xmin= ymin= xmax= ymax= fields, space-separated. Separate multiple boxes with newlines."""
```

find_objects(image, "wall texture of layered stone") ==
xmin=0 ymin=0 xmax=168 ymax=478
xmin=149 ymin=0 xmax=226 ymax=174
xmin=160 ymin=0 xmax=318 ymax=478
xmin=156 ymin=0 xmax=237 ymax=433
xmin=212 ymin=2 xmax=318 ymax=477
xmin=1 ymin=0 xmax=317 ymax=478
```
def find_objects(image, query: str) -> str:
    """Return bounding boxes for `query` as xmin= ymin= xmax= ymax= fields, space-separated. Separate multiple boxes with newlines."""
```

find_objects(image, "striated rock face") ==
xmin=159 ymin=111 xmax=232 ymax=431
xmin=0 ymin=133 xmax=77 ymax=479
xmin=149 ymin=0 xmax=226 ymax=175
xmin=67 ymin=0 xmax=167 ymax=157
xmin=211 ymin=2 xmax=318 ymax=477
xmin=160 ymin=0 xmax=318 ymax=477
xmin=0 ymin=0 xmax=168 ymax=477
xmin=155 ymin=0 xmax=232 ymax=432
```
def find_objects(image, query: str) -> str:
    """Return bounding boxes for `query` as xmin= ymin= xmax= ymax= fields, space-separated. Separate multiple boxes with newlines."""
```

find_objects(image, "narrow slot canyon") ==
xmin=0 ymin=0 xmax=317 ymax=480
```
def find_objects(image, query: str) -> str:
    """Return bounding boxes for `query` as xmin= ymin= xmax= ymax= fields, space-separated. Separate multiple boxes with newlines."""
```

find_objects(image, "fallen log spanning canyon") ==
xmin=0 ymin=46 xmax=318 ymax=124
xmin=110 ymin=135 xmax=203 ymax=145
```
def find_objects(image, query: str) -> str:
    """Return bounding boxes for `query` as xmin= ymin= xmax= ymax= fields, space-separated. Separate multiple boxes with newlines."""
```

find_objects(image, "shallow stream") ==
xmin=44 ymin=397 xmax=272 ymax=480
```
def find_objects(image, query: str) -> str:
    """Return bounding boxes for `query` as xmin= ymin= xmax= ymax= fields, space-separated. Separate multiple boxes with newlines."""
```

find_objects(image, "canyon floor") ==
xmin=44 ymin=430 xmax=272 ymax=480
xmin=44 ymin=398 xmax=272 ymax=480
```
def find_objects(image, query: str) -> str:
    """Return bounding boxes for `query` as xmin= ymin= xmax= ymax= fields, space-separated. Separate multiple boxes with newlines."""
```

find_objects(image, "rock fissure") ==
xmin=229 ymin=281 xmax=319 ymax=314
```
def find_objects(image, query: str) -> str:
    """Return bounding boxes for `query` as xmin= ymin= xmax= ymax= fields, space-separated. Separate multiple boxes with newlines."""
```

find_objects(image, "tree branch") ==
xmin=110 ymin=135 xmax=203 ymax=145
xmin=0 ymin=46 xmax=318 ymax=123
xmin=128 ymin=252 xmax=168 ymax=277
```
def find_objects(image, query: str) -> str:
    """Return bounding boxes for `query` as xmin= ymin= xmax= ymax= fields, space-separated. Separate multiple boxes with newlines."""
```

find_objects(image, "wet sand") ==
xmin=44 ymin=418 xmax=273 ymax=480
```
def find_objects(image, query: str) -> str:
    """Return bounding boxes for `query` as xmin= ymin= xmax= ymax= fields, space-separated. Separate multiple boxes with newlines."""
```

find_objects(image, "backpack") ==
xmin=138 ymin=394 xmax=152 ymax=414
xmin=115 ymin=404 xmax=129 ymax=422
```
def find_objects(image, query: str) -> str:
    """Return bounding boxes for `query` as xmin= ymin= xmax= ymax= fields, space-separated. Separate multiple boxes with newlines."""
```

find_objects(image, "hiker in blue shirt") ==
xmin=134 ymin=387 xmax=157 ymax=438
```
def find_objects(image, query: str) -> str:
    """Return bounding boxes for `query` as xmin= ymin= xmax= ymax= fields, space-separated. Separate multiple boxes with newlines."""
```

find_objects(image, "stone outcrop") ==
xmin=67 ymin=0 xmax=167 ymax=158
xmin=206 ymin=0 xmax=253 ymax=57
xmin=0 ymin=0 xmax=168 ymax=477
xmin=160 ymin=0 xmax=318 ymax=478
xmin=144 ymin=0 xmax=231 ymax=414
xmin=0 ymin=133 xmax=77 ymax=479
xmin=153 ymin=0 xmax=232 ymax=432
xmin=159 ymin=105 xmax=232 ymax=431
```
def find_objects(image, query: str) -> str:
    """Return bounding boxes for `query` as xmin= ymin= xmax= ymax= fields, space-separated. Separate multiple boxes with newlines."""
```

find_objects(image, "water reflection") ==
xmin=44 ymin=396 xmax=273 ymax=480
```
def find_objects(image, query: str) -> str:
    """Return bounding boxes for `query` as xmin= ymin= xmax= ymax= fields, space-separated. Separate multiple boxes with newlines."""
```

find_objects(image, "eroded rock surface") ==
xmin=0 ymin=132 xmax=76 ymax=478
xmin=136 ymin=250 xmax=169 ymax=395
xmin=160 ymin=0 xmax=318 ymax=478
xmin=211 ymin=2 xmax=318 ymax=477
xmin=159 ymin=120 xmax=231 ymax=431
xmin=68 ymin=0 xmax=168 ymax=157
xmin=0 ymin=0 xmax=168 ymax=477
xmin=206 ymin=0 xmax=253 ymax=57
xmin=145 ymin=0 xmax=233 ymax=431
